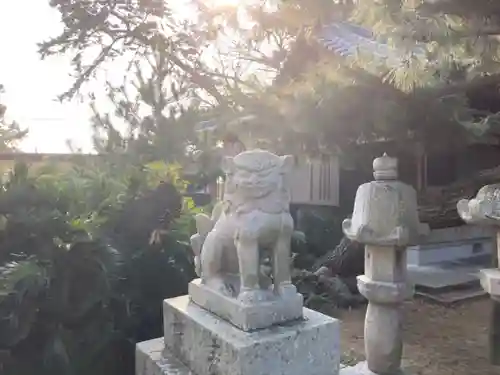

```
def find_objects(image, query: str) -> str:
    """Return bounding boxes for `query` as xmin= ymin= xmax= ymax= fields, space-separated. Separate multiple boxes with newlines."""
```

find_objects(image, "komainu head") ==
xmin=223 ymin=149 xmax=294 ymax=201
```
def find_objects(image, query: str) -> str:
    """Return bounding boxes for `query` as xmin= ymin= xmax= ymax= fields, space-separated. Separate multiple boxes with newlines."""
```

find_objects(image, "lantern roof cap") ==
xmin=373 ymin=153 xmax=398 ymax=180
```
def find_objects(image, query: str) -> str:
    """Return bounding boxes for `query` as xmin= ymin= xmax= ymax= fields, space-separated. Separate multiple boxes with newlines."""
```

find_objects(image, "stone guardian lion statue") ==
xmin=190 ymin=149 xmax=295 ymax=304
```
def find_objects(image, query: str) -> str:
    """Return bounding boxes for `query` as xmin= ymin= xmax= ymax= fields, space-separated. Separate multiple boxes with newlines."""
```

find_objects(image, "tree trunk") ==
xmin=312 ymin=236 xmax=364 ymax=278
xmin=415 ymin=141 xmax=426 ymax=192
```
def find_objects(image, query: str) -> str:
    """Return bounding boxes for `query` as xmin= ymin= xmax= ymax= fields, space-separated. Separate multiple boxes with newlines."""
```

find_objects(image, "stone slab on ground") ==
xmin=188 ymin=278 xmax=303 ymax=331
xmin=408 ymin=264 xmax=481 ymax=291
xmin=408 ymin=263 xmax=488 ymax=304
xmin=162 ymin=295 xmax=340 ymax=375
xmin=415 ymin=286 xmax=486 ymax=305
xmin=340 ymin=361 xmax=406 ymax=375
xmin=408 ymin=261 xmax=491 ymax=304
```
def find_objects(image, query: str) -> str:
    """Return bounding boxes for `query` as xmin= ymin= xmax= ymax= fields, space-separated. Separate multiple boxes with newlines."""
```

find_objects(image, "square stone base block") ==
xmin=188 ymin=278 xmax=304 ymax=331
xmin=136 ymin=338 xmax=193 ymax=375
xmin=340 ymin=362 xmax=407 ymax=375
xmin=156 ymin=295 xmax=340 ymax=375
xmin=480 ymin=268 xmax=500 ymax=298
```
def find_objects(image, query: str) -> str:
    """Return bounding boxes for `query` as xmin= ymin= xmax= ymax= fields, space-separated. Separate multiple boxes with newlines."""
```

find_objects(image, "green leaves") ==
xmin=0 ymin=159 xmax=196 ymax=375
xmin=0 ymin=259 xmax=47 ymax=297
xmin=0 ymin=85 xmax=27 ymax=152
xmin=0 ymin=259 xmax=49 ymax=347
xmin=352 ymin=0 xmax=500 ymax=84
xmin=45 ymin=241 xmax=120 ymax=322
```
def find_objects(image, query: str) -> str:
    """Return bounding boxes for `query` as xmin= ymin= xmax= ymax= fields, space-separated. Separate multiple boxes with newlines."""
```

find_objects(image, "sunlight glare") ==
xmin=209 ymin=0 xmax=241 ymax=8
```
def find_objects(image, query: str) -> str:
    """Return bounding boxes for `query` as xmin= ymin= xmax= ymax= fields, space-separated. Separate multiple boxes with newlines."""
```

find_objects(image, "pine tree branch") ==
xmin=58 ymin=37 xmax=125 ymax=102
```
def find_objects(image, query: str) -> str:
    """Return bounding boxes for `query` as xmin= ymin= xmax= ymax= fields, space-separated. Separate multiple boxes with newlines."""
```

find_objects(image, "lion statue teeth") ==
xmin=190 ymin=149 xmax=296 ymax=304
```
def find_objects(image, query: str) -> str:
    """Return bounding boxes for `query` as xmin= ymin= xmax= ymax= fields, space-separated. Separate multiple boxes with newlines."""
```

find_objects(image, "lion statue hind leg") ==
xmin=200 ymin=231 xmax=233 ymax=296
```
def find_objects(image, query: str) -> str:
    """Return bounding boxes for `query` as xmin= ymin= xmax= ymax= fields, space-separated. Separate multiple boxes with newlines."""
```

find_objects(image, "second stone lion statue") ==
xmin=190 ymin=149 xmax=295 ymax=304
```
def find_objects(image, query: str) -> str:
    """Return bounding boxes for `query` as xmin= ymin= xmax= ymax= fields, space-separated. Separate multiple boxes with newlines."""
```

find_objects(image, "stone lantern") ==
xmin=457 ymin=184 xmax=500 ymax=302
xmin=457 ymin=184 xmax=500 ymax=364
xmin=342 ymin=153 xmax=429 ymax=375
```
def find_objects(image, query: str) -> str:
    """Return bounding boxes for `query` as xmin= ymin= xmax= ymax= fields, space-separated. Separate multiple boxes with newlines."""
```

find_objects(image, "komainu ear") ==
xmin=221 ymin=156 xmax=235 ymax=174
xmin=280 ymin=155 xmax=294 ymax=174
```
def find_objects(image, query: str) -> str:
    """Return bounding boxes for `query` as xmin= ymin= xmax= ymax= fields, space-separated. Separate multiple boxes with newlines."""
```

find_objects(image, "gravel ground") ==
xmin=338 ymin=298 xmax=498 ymax=375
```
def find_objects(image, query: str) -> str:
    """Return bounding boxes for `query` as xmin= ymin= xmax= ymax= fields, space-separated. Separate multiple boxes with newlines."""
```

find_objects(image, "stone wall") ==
xmin=408 ymin=225 xmax=495 ymax=266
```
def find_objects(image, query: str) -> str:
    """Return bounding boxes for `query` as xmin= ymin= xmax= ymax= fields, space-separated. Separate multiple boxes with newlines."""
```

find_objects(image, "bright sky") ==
xmin=0 ymin=0 xmax=257 ymax=154
xmin=0 ymin=1 xmax=96 ymax=153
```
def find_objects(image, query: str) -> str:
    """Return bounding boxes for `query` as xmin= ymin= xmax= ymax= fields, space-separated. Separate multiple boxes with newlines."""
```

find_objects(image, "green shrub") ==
xmin=0 ymin=159 xmax=196 ymax=375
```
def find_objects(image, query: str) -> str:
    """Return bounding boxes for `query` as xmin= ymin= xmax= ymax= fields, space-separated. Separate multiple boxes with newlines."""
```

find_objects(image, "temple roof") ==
xmin=317 ymin=22 xmax=425 ymax=65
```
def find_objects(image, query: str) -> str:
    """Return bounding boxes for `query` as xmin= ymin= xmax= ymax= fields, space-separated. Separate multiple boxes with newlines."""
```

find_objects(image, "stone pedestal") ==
xmin=188 ymin=279 xmax=303 ymax=331
xmin=136 ymin=295 xmax=340 ymax=375
xmin=480 ymin=267 xmax=500 ymax=363
xmin=341 ymin=154 xmax=428 ymax=375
